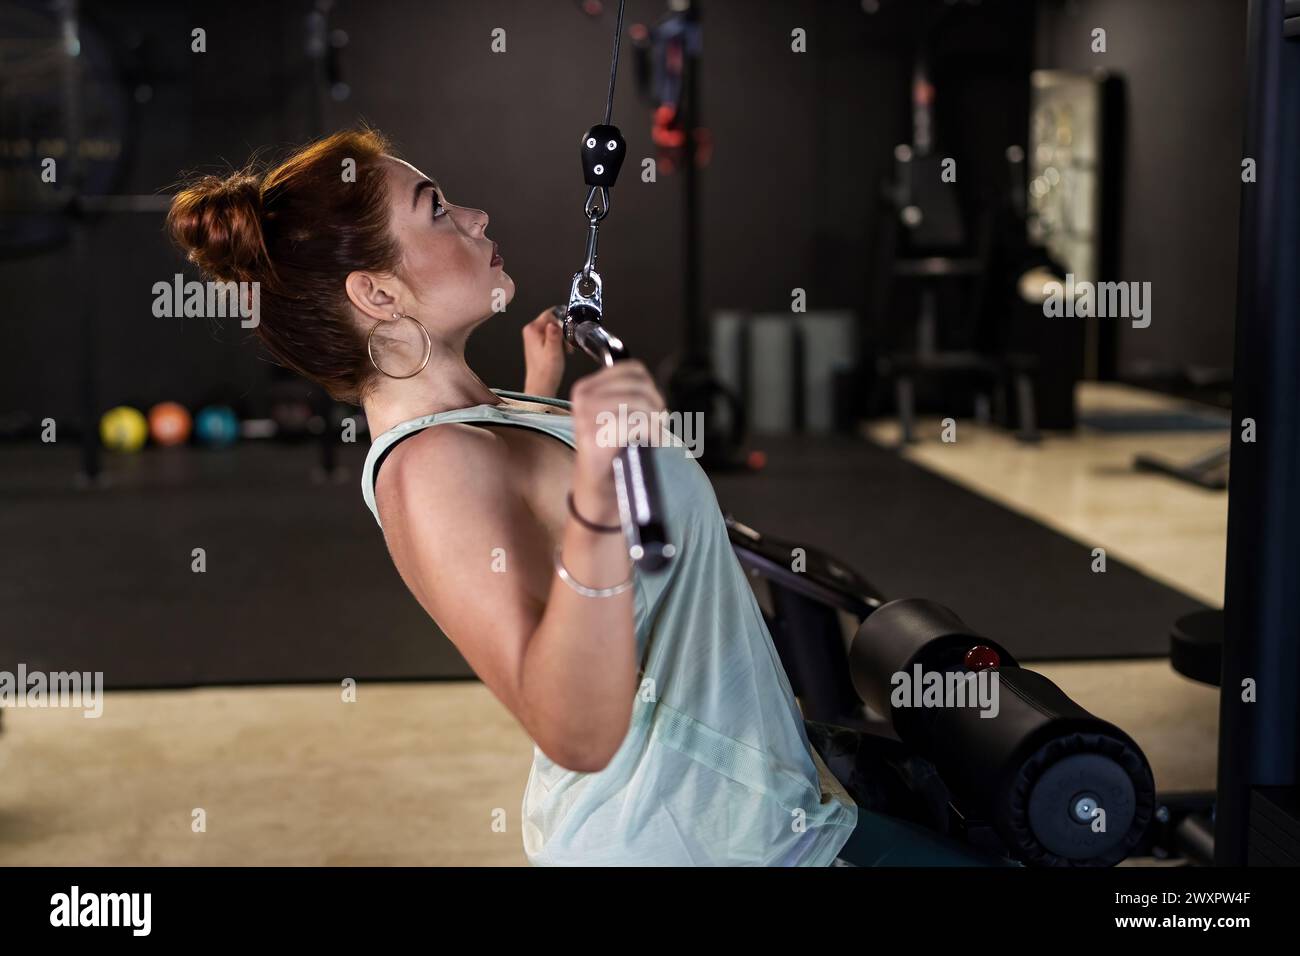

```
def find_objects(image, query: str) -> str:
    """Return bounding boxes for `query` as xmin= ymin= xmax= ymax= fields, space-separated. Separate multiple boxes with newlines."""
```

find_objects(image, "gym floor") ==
xmin=0 ymin=381 xmax=1222 ymax=866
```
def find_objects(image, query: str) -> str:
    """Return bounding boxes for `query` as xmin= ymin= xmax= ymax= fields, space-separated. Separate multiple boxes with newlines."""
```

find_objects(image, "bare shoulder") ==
xmin=374 ymin=422 xmax=512 ymax=519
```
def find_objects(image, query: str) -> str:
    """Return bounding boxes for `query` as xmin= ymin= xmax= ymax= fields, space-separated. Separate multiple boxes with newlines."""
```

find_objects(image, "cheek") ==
xmin=403 ymin=229 xmax=497 ymax=307
xmin=404 ymin=233 xmax=463 ymax=288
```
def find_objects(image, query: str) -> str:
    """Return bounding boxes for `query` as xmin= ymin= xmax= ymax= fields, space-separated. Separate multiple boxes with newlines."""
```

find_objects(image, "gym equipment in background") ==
xmin=147 ymin=402 xmax=192 ymax=447
xmin=194 ymin=406 xmax=239 ymax=448
xmin=713 ymin=311 xmax=858 ymax=436
xmin=270 ymin=399 xmax=317 ymax=441
xmin=1135 ymin=443 xmax=1230 ymax=491
xmin=972 ymin=142 xmax=1082 ymax=433
xmin=741 ymin=316 xmax=798 ymax=435
xmin=0 ymin=0 xmax=134 ymax=255
xmin=98 ymin=406 xmax=147 ymax=452
xmin=869 ymin=4 xmax=1040 ymax=446
xmin=628 ymin=0 xmax=749 ymax=473
xmin=1132 ymin=366 xmax=1233 ymax=490
xmin=264 ymin=374 xmax=323 ymax=443
xmin=2 ymin=0 xmax=353 ymax=484
xmin=1026 ymin=69 xmax=1125 ymax=382
xmin=0 ymin=0 xmax=162 ymax=483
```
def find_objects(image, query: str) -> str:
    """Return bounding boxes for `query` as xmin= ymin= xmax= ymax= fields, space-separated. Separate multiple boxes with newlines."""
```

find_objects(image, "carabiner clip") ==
xmin=581 ymin=217 xmax=600 ymax=279
xmin=584 ymin=185 xmax=610 ymax=222
xmin=563 ymin=191 xmax=606 ymax=327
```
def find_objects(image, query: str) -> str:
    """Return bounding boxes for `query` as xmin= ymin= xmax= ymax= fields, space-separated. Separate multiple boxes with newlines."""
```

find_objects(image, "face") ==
xmin=372 ymin=156 xmax=514 ymax=336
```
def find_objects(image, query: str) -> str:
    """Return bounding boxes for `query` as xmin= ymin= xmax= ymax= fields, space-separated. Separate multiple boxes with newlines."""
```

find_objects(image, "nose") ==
xmin=458 ymin=205 xmax=488 ymax=235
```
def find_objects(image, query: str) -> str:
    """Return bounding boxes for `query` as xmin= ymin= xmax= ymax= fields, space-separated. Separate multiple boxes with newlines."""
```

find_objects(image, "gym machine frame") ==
xmin=1158 ymin=0 xmax=1300 ymax=867
xmin=1214 ymin=0 xmax=1300 ymax=866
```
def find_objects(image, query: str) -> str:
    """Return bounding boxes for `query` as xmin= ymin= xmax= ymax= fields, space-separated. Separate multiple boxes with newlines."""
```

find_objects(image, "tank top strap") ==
xmin=361 ymin=389 xmax=575 ymax=528
xmin=491 ymin=388 xmax=573 ymax=412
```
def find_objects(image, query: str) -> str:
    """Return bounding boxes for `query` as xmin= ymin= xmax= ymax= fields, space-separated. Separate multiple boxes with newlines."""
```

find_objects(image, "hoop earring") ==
xmin=367 ymin=312 xmax=432 ymax=380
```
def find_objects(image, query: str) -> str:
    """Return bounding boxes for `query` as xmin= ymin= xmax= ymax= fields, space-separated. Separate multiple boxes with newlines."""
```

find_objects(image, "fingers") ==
xmin=571 ymin=360 xmax=660 ymax=395
xmin=573 ymin=358 xmax=651 ymax=381
xmin=578 ymin=364 xmax=660 ymax=397
xmin=545 ymin=307 xmax=568 ymax=350
xmin=570 ymin=360 xmax=670 ymax=471
xmin=522 ymin=307 xmax=564 ymax=339
xmin=571 ymin=364 xmax=666 ymax=420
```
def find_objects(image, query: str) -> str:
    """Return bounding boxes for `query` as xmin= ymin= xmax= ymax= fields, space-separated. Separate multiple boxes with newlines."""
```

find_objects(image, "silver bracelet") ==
xmin=553 ymin=545 xmax=634 ymax=598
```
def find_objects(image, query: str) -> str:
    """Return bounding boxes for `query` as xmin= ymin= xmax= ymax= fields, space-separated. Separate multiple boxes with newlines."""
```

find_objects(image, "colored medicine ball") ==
xmin=100 ymin=406 xmax=148 ymax=452
xmin=148 ymin=402 xmax=192 ymax=447
xmin=194 ymin=405 xmax=240 ymax=447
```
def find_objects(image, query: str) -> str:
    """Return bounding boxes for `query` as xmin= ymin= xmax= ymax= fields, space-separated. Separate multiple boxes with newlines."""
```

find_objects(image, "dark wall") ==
xmin=0 ymin=0 xmax=893 ymax=421
xmin=1 ymin=0 xmax=1038 ymax=424
xmin=1035 ymin=0 xmax=1248 ymax=379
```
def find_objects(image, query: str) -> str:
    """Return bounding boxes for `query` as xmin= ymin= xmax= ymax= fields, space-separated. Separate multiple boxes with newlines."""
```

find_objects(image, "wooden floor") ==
xmin=0 ymin=383 xmax=1229 ymax=866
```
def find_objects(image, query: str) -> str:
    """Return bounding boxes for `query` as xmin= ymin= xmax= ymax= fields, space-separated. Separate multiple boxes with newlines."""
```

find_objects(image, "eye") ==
xmin=431 ymin=195 xmax=447 ymax=220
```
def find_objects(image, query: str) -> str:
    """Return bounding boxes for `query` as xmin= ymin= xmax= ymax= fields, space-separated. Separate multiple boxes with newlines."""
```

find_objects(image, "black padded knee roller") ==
xmin=849 ymin=598 xmax=1155 ymax=866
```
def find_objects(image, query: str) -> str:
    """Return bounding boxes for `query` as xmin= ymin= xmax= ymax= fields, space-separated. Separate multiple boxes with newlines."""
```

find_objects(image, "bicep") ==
xmin=376 ymin=428 xmax=555 ymax=719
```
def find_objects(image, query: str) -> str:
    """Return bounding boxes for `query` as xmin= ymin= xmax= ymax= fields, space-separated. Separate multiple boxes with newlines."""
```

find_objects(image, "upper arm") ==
xmin=373 ymin=424 xmax=555 ymax=727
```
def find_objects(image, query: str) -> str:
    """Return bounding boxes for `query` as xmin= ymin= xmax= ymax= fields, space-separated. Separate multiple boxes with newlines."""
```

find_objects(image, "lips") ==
xmin=490 ymin=241 xmax=502 ymax=267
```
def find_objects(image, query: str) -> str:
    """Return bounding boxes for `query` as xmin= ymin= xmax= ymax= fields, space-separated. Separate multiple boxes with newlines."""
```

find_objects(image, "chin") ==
xmin=498 ymin=272 xmax=517 ymax=302
xmin=481 ymin=274 xmax=516 ymax=320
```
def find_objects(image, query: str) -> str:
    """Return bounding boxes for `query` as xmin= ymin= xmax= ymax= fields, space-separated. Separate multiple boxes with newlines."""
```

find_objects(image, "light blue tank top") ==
xmin=361 ymin=389 xmax=858 ymax=865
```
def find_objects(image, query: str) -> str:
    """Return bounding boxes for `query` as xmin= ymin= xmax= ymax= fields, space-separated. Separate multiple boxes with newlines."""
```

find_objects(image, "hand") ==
xmin=570 ymin=360 xmax=667 ymax=495
xmin=522 ymin=306 xmax=568 ymax=398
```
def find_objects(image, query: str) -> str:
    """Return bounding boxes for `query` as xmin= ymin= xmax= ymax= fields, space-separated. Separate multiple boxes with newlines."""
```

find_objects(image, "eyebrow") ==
xmin=412 ymin=179 xmax=440 ymax=210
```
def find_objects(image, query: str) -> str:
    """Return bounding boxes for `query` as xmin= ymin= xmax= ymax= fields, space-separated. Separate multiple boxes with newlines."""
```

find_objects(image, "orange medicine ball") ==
xmin=148 ymin=402 xmax=193 ymax=447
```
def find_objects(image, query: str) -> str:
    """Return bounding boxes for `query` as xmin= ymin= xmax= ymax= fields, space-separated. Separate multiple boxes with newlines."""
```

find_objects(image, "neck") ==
xmin=362 ymin=348 xmax=500 ymax=438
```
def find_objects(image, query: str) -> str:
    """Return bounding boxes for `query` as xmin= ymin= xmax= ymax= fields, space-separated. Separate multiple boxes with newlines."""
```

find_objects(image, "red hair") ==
xmin=167 ymin=128 xmax=400 ymax=403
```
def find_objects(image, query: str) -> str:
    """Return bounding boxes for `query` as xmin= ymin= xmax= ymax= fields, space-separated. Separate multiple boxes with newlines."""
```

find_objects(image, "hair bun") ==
xmin=166 ymin=171 xmax=268 ymax=283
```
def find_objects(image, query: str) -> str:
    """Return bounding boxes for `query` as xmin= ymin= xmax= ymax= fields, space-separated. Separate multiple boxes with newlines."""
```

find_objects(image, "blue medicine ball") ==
xmin=195 ymin=405 xmax=239 ymax=447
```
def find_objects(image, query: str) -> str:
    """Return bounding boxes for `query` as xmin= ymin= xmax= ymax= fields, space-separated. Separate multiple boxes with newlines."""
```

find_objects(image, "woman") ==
xmin=167 ymin=128 xmax=982 ymax=867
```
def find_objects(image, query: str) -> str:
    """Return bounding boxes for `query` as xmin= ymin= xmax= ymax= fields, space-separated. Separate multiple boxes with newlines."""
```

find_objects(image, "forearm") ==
xmin=519 ymin=468 xmax=639 ymax=769
xmin=523 ymin=376 xmax=558 ymax=398
xmin=522 ymin=369 xmax=564 ymax=395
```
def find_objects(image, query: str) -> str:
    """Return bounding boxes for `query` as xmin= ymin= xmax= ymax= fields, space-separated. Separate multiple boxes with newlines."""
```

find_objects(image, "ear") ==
xmin=345 ymin=271 xmax=402 ymax=324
